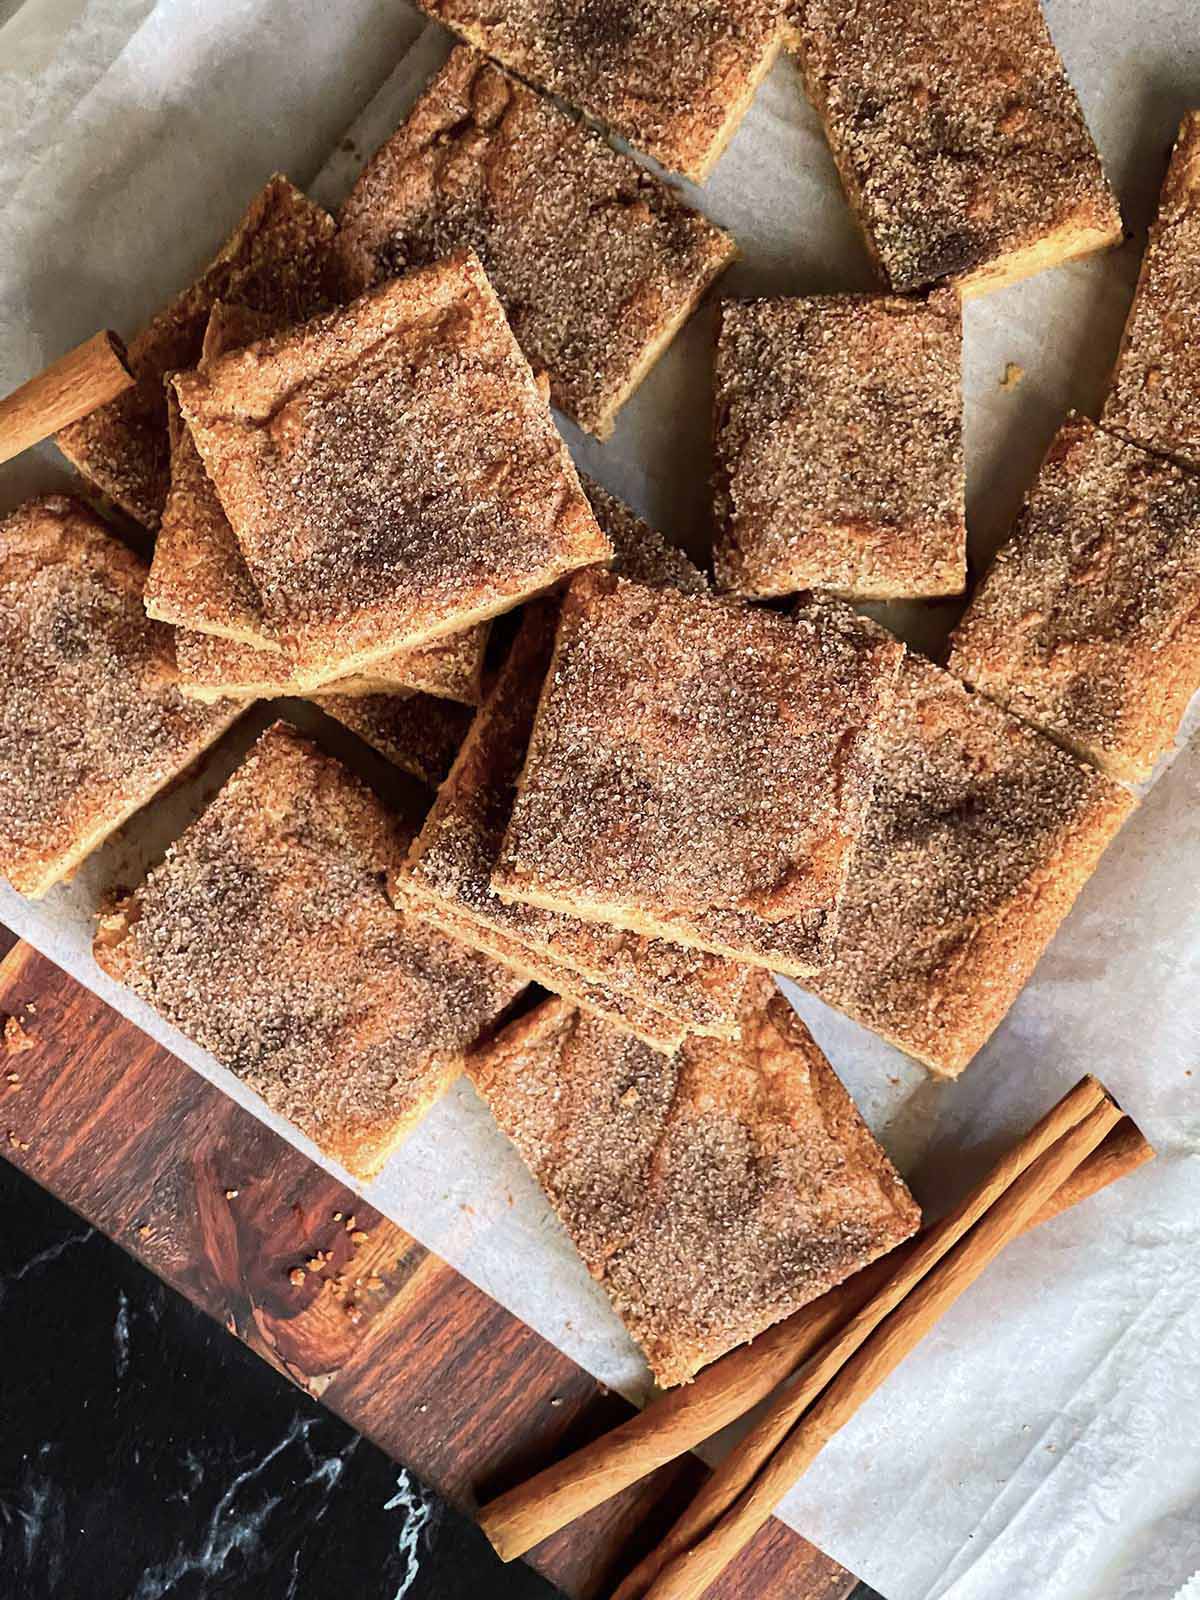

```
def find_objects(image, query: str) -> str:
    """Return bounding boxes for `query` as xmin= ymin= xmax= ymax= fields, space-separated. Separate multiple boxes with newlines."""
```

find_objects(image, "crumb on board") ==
xmin=289 ymin=1266 xmax=307 ymax=1286
xmin=350 ymin=1229 xmax=369 ymax=1246
xmin=224 ymin=1188 xmax=239 ymax=1199
xmin=1000 ymin=362 xmax=1025 ymax=390
xmin=4 ymin=1016 xmax=35 ymax=1054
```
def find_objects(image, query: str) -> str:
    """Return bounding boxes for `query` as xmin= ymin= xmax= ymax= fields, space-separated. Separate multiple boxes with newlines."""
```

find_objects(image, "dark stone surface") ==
xmin=0 ymin=1155 xmax=560 ymax=1600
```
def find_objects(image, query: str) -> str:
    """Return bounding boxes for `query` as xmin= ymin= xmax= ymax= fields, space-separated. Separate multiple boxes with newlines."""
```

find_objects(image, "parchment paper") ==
xmin=2 ymin=5 xmax=1199 ymax=1597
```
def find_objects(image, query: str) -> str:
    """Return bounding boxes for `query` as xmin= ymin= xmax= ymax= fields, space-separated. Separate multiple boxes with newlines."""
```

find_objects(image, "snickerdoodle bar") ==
xmin=95 ymin=722 xmax=525 ymax=1178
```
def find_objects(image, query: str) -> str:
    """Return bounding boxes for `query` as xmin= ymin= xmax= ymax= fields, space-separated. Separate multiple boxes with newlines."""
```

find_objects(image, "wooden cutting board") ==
xmin=0 ymin=932 xmax=857 ymax=1600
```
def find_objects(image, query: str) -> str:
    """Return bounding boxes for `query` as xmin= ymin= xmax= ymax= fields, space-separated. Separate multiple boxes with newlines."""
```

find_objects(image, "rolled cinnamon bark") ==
xmin=478 ymin=1088 xmax=1150 ymax=1565
xmin=635 ymin=1094 xmax=1125 ymax=1600
xmin=0 ymin=332 xmax=132 ymax=465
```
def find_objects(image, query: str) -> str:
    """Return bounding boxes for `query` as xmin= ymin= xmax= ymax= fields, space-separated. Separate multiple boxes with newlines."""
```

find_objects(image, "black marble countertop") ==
xmin=0 ymin=1155 xmax=561 ymax=1600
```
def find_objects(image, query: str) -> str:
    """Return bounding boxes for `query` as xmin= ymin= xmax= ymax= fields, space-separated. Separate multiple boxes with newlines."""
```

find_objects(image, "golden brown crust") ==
xmin=494 ymin=573 xmax=904 ymax=975
xmin=0 ymin=497 xmax=242 ymax=899
xmin=469 ymin=972 xmax=920 ymax=1386
xmin=786 ymin=0 xmax=1122 ymax=295
xmin=173 ymin=631 xmax=287 ymax=701
xmin=94 ymin=722 xmax=526 ymax=1179
xmin=806 ymin=652 xmax=1134 ymax=1077
xmin=336 ymin=48 xmax=735 ymax=438
xmin=948 ymin=414 xmax=1200 ymax=783
xmin=713 ymin=291 xmax=966 ymax=599
xmin=311 ymin=691 xmax=473 ymax=788
xmin=174 ymin=250 xmax=610 ymax=684
xmin=402 ymin=892 xmax=691 ymax=1053
xmin=174 ymin=624 xmax=487 ymax=706
xmin=154 ymin=304 xmax=490 ymax=706
xmin=148 ymin=399 xmax=277 ymax=649
xmin=402 ymin=597 xmax=750 ymax=1043
xmin=400 ymin=482 xmax=746 ymax=1043
xmin=1102 ymin=112 xmax=1200 ymax=473
xmin=56 ymin=177 xmax=339 ymax=529
xmin=414 ymin=1 xmax=784 ymax=182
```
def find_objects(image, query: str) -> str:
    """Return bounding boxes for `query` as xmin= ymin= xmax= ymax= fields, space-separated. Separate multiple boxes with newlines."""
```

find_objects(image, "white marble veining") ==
xmin=0 ymin=1226 xmax=93 ymax=1304
xmin=383 ymin=1470 xmax=437 ymax=1600
xmin=112 ymin=1288 xmax=130 ymax=1383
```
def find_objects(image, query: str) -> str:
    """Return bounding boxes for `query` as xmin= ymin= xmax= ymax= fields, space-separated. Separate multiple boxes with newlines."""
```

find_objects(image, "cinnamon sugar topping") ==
xmin=337 ymin=48 xmax=734 ymax=436
xmin=494 ymin=573 xmax=904 ymax=975
xmin=314 ymin=691 xmax=473 ymax=788
xmin=94 ymin=722 xmax=525 ymax=1179
xmin=403 ymin=487 xmax=747 ymax=1043
xmin=0 ymin=496 xmax=240 ymax=899
xmin=788 ymin=0 xmax=1121 ymax=292
xmin=714 ymin=292 xmax=966 ymax=599
xmin=807 ymin=652 xmax=1133 ymax=1076
xmin=948 ymin=414 xmax=1200 ymax=783
xmin=174 ymin=250 xmax=610 ymax=686
xmin=414 ymin=0 xmax=784 ymax=181
xmin=1103 ymin=112 xmax=1200 ymax=473
xmin=470 ymin=973 xmax=920 ymax=1385
xmin=155 ymin=302 xmax=490 ymax=704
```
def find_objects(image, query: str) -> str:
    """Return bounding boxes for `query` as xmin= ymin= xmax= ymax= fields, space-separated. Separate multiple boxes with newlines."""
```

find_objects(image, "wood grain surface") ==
xmin=0 ymin=937 xmax=856 ymax=1600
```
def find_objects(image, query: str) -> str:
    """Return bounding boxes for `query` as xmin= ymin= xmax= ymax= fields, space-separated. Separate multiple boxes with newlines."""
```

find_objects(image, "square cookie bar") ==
xmin=400 ymin=479 xmax=748 ymax=1052
xmin=95 ymin=722 xmax=525 ymax=1179
xmin=57 ymin=176 xmax=338 ymax=528
xmin=402 ymin=604 xmax=749 ymax=1052
xmin=470 ymin=972 xmax=920 ymax=1386
xmin=174 ymin=250 xmax=609 ymax=686
xmin=337 ymin=47 xmax=735 ymax=437
xmin=494 ymin=573 xmax=904 ymax=975
xmin=414 ymin=0 xmax=784 ymax=181
xmin=713 ymin=291 xmax=965 ymax=599
xmin=0 ymin=497 xmax=240 ymax=898
xmin=948 ymin=414 xmax=1200 ymax=783
xmin=1102 ymin=112 xmax=1200 ymax=473
xmin=150 ymin=302 xmax=488 ymax=704
xmin=786 ymin=0 xmax=1121 ymax=294
xmin=807 ymin=652 xmax=1133 ymax=1077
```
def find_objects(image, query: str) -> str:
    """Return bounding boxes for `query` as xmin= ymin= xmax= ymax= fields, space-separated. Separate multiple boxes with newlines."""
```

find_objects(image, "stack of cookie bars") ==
xmin=3 ymin=0 xmax=1196 ymax=1389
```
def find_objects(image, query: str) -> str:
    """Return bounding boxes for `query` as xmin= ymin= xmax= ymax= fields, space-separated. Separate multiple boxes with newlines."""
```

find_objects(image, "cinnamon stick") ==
xmin=0 ymin=331 xmax=132 ymax=465
xmin=638 ymin=1094 xmax=1125 ymax=1600
xmin=618 ymin=1120 xmax=1155 ymax=1599
xmin=479 ymin=1082 xmax=1146 ymax=1563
